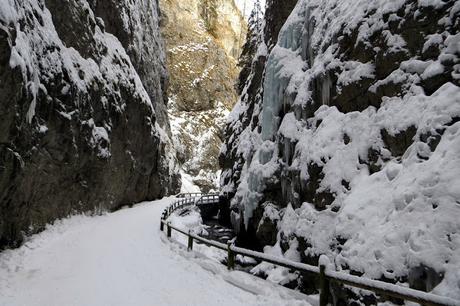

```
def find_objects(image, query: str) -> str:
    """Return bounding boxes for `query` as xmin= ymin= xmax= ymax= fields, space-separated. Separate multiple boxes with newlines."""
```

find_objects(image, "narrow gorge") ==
xmin=0 ymin=0 xmax=245 ymax=247
xmin=160 ymin=0 xmax=246 ymax=192
xmin=0 ymin=0 xmax=459 ymax=304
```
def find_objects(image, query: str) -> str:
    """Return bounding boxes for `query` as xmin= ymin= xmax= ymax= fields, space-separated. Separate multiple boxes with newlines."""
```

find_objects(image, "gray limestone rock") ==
xmin=0 ymin=0 xmax=180 ymax=249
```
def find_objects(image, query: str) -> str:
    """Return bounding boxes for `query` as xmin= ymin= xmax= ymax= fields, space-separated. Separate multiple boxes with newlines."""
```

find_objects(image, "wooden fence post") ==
xmin=167 ymin=222 xmax=172 ymax=238
xmin=227 ymin=242 xmax=235 ymax=270
xmin=319 ymin=263 xmax=330 ymax=306
xmin=188 ymin=231 xmax=193 ymax=251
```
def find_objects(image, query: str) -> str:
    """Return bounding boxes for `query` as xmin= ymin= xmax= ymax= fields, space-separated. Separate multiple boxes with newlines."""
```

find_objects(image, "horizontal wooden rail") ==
xmin=325 ymin=270 xmax=457 ymax=306
xmin=161 ymin=219 xmax=228 ymax=251
xmin=190 ymin=230 xmax=228 ymax=251
xmin=160 ymin=197 xmax=460 ymax=306
xmin=176 ymin=192 xmax=203 ymax=198
xmin=176 ymin=192 xmax=219 ymax=198
xmin=230 ymin=245 xmax=319 ymax=275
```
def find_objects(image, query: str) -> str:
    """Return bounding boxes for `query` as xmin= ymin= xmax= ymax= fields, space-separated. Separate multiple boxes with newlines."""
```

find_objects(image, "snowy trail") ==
xmin=0 ymin=197 xmax=312 ymax=306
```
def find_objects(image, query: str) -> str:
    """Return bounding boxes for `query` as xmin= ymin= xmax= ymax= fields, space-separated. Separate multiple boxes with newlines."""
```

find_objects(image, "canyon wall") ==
xmin=160 ymin=0 xmax=246 ymax=192
xmin=0 ymin=0 xmax=180 ymax=248
xmin=220 ymin=0 xmax=460 ymax=300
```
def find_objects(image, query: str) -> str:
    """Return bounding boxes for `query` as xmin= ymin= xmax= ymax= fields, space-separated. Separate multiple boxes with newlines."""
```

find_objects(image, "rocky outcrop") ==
xmin=87 ymin=0 xmax=171 ymax=129
xmin=160 ymin=0 xmax=245 ymax=192
xmin=219 ymin=0 xmax=297 ymax=229
xmin=0 ymin=0 xmax=180 ymax=249
xmin=221 ymin=0 xmax=460 ymax=300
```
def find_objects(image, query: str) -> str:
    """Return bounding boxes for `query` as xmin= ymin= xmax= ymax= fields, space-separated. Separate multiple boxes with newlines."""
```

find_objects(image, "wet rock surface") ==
xmin=200 ymin=218 xmax=235 ymax=244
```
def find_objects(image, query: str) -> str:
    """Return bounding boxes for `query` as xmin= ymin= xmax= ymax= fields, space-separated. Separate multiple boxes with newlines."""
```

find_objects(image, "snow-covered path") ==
xmin=0 ymin=197 xmax=312 ymax=306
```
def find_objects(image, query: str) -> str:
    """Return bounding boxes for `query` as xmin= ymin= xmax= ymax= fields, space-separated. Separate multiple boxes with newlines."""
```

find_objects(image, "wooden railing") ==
xmin=195 ymin=194 xmax=219 ymax=205
xmin=160 ymin=195 xmax=459 ymax=306
xmin=175 ymin=192 xmax=204 ymax=198
xmin=160 ymin=193 xmax=220 ymax=230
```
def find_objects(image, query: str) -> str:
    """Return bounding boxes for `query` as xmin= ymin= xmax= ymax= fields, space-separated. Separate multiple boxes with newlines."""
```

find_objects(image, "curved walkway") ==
xmin=0 ymin=197 xmax=310 ymax=306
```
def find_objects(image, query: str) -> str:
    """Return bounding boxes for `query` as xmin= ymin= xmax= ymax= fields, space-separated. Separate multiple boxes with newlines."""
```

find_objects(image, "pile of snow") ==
xmin=179 ymin=170 xmax=202 ymax=193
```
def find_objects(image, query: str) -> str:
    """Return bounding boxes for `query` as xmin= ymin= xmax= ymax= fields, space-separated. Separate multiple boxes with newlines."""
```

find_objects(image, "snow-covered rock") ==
xmin=160 ymin=0 xmax=246 ymax=192
xmin=220 ymin=0 xmax=460 ymax=300
xmin=0 ymin=0 xmax=180 ymax=248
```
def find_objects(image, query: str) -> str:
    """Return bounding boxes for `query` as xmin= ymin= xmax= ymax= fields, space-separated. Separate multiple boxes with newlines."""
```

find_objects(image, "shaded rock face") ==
xmin=87 ymin=0 xmax=171 ymax=129
xmin=263 ymin=0 xmax=299 ymax=49
xmin=221 ymin=0 xmax=460 ymax=300
xmin=0 ymin=0 xmax=180 ymax=249
xmin=160 ymin=0 xmax=245 ymax=192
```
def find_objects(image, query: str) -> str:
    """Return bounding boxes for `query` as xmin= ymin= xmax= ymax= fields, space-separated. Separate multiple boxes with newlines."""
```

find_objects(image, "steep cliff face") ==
xmin=219 ymin=0 xmax=297 ymax=226
xmin=221 ymin=0 xmax=460 ymax=299
xmin=160 ymin=0 xmax=245 ymax=192
xmin=0 ymin=0 xmax=180 ymax=249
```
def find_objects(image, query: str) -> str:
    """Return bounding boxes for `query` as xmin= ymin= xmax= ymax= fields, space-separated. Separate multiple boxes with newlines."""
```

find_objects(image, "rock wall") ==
xmin=0 ymin=0 xmax=180 ymax=249
xmin=160 ymin=0 xmax=246 ymax=192
xmin=219 ymin=0 xmax=298 ymax=233
xmin=220 ymin=0 xmax=460 ymax=300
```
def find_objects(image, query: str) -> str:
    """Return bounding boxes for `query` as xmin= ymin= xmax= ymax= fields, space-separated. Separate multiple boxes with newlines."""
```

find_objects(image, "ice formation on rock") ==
xmin=220 ymin=0 xmax=460 ymax=300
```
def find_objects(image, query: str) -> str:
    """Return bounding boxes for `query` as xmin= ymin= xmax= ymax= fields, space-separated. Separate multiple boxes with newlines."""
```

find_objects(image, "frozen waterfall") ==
xmin=261 ymin=3 xmax=307 ymax=141
xmin=238 ymin=2 xmax=311 ymax=229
